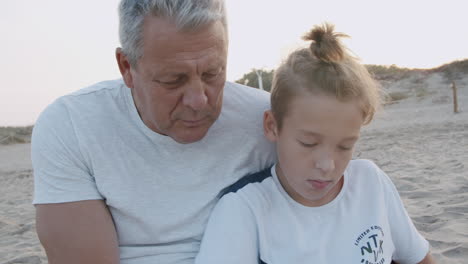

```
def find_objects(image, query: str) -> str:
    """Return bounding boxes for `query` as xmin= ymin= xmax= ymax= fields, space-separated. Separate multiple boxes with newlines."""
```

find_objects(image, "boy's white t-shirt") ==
xmin=32 ymin=79 xmax=276 ymax=264
xmin=196 ymin=159 xmax=429 ymax=264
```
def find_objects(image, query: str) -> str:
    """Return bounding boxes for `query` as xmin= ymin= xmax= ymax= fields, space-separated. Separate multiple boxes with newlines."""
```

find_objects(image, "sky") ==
xmin=1 ymin=0 xmax=467 ymax=126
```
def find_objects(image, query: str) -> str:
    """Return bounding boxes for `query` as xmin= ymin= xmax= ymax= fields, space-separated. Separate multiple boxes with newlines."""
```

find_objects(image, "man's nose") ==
xmin=182 ymin=79 xmax=208 ymax=110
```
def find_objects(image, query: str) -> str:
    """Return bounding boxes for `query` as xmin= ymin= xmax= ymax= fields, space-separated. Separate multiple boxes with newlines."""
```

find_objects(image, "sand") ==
xmin=354 ymin=73 xmax=468 ymax=263
xmin=0 ymin=143 xmax=46 ymax=264
xmin=0 ymin=72 xmax=467 ymax=263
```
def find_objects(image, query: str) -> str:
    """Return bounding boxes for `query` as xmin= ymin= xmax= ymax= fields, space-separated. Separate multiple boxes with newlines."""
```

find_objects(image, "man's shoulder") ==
xmin=225 ymin=81 xmax=270 ymax=96
xmin=48 ymin=79 xmax=126 ymax=115
xmin=66 ymin=79 xmax=125 ymax=99
xmin=220 ymin=82 xmax=271 ymax=125
xmin=223 ymin=82 xmax=270 ymax=107
xmin=34 ymin=79 xmax=129 ymax=135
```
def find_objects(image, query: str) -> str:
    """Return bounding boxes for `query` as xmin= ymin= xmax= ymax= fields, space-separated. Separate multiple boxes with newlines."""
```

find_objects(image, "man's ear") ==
xmin=116 ymin=48 xmax=134 ymax=89
xmin=264 ymin=110 xmax=279 ymax=142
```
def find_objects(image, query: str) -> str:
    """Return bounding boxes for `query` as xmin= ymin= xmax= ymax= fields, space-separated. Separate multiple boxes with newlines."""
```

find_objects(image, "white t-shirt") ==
xmin=32 ymin=79 xmax=276 ymax=264
xmin=196 ymin=159 xmax=429 ymax=264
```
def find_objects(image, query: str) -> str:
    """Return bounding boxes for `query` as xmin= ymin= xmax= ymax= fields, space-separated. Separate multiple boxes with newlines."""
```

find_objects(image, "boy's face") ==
xmin=264 ymin=92 xmax=364 ymax=207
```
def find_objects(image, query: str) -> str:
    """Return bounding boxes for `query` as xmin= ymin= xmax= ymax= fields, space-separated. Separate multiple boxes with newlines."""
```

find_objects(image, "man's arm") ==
xmin=418 ymin=253 xmax=437 ymax=264
xmin=36 ymin=200 xmax=120 ymax=264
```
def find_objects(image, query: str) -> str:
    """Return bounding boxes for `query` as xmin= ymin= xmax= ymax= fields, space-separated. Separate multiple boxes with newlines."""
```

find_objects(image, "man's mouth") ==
xmin=181 ymin=117 xmax=207 ymax=127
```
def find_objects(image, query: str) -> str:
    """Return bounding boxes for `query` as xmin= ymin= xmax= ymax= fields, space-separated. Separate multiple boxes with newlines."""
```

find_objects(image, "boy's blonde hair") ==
xmin=270 ymin=23 xmax=381 ymax=130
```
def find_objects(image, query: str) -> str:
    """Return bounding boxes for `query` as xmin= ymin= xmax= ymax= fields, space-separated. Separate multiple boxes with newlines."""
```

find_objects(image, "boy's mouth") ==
xmin=307 ymin=179 xmax=330 ymax=190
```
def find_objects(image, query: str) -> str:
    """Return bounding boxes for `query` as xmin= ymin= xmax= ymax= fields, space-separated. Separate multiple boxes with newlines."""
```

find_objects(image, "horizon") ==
xmin=1 ymin=0 xmax=467 ymax=126
xmin=3 ymin=58 xmax=465 ymax=129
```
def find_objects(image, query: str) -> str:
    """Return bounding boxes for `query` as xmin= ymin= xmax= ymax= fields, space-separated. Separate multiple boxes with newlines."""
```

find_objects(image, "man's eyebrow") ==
xmin=151 ymin=70 xmax=183 ymax=79
xmin=208 ymin=66 xmax=223 ymax=71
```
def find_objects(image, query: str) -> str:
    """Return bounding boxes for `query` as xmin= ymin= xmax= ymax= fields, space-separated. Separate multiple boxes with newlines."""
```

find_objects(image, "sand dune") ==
xmin=1 ymin=71 xmax=467 ymax=263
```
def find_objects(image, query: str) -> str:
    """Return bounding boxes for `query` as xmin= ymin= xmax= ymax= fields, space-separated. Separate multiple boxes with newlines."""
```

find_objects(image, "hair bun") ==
xmin=302 ymin=22 xmax=349 ymax=63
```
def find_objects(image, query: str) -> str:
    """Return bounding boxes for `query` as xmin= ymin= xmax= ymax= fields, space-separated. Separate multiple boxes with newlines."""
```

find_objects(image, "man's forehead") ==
xmin=141 ymin=18 xmax=226 ymax=54
xmin=142 ymin=15 xmax=227 ymax=41
xmin=138 ymin=17 xmax=226 ymax=63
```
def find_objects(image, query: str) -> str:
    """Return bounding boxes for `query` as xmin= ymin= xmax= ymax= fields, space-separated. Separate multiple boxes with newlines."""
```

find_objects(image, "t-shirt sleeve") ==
xmin=378 ymin=168 xmax=430 ymax=264
xmin=32 ymin=99 xmax=103 ymax=204
xmin=195 ymin=193 xmax=260 ymax=264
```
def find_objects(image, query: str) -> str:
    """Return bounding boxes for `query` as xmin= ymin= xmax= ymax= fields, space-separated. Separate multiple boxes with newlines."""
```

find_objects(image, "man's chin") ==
xmin=171 ymin=127 xmax=211 ymax=144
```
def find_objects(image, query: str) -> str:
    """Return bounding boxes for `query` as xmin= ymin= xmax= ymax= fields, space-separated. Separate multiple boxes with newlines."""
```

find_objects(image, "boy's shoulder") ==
xmin=218 ymin=166 xmax=277 ymax=213
xmin=220 ymin=166 xmax=274 ymax=198
xmin=347 ymin=159 xmax=394 ymax=190
xmin=347 ymin=159 xmax=380 ymax=174
xmin=349 ymin=158 xmax=377 ymax=167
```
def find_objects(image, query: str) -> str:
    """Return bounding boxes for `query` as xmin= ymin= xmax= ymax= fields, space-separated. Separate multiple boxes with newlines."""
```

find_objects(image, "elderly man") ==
xmin=32 ymin=1 xmax=275 ymax=263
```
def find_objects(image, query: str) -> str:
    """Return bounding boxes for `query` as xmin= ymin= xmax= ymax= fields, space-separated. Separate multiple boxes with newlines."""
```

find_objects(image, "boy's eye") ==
xmin=298 ymin=140 xmax=317 ymax=148
xmin=338 ymin=146 xmax=353 ymax=151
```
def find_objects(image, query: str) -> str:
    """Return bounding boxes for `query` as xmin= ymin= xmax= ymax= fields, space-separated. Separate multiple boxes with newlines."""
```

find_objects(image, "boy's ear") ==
xmin=264 ymin=110 xmax=279 ymax=142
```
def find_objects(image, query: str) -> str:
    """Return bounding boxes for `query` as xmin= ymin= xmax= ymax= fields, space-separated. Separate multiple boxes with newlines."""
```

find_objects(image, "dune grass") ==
xmin=0 ymin=126 xmax=33 ymax=145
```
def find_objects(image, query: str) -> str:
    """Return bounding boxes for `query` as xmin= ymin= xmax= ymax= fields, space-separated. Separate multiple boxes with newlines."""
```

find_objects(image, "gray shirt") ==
xmin=32 ymin=79 xmax=276 ymax=264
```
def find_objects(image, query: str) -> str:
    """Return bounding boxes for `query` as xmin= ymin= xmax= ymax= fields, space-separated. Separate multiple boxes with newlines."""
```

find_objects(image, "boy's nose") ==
xmin=315 ymin=158 xmax=335 ymax=173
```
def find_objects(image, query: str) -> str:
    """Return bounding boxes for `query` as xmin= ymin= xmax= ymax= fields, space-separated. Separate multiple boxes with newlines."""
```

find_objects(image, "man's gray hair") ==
xmin=118 ymin=0 xmax=227 ymax=66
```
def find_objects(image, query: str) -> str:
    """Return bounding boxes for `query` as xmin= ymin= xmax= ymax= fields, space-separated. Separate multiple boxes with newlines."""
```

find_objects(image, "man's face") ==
xmin=120 ymin=16 xmax=228 ymax=144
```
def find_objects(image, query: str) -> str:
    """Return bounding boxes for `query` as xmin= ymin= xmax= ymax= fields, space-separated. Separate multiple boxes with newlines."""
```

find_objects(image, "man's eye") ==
xmin=203 ymin=69 xmax=222 ymax=80
xmin=204 ymin=73 xmax=216 ymax=79
xmin=156 ymin=76 xmax=185 ymax=86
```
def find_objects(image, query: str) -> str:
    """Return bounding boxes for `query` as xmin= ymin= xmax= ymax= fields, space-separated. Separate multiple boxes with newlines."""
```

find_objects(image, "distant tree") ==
xmin=235 ymin=68 xmax=274 ymax=92
xmin=365 ymin=64 xmax=411 ymax=81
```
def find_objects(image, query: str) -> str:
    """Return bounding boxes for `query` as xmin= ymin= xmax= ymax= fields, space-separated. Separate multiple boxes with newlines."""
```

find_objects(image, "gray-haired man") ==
xmin=32 ymin=1 xmax=275 ymax=263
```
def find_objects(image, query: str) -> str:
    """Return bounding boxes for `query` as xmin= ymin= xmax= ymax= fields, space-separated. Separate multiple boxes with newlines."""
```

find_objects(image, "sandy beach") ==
xmin=0 ymin=143 xmax=45 ymax=264
xmin=1 ymin=71 xmax=467 ymax=263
